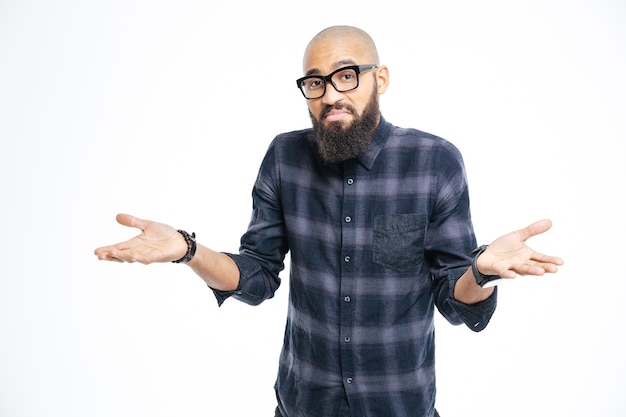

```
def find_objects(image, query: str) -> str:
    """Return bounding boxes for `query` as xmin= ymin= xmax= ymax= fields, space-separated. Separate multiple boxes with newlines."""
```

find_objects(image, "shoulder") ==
xmin=271 ymin=128 xmax=314 ymax=147
xmin=387 ymin=123 xmax=464 ymax=162
xmin=389 ymin=124 xmax=456 ymax=149
xmin=258 ymin=128 xmax=319 ymax=171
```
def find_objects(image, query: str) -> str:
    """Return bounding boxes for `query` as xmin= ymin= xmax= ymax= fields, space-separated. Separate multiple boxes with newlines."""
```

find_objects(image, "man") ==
xmin=95 ymin=25 xmax=563 ymax=417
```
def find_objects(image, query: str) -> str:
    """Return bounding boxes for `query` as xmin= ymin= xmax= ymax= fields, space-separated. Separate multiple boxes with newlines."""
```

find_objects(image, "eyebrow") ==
xmin=304 ymin=59 xmax=358 ymax=77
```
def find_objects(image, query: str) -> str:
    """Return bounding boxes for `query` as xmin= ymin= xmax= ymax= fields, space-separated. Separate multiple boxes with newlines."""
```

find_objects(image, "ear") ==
xmin=375 ymin=65 xmax=390 ymax=94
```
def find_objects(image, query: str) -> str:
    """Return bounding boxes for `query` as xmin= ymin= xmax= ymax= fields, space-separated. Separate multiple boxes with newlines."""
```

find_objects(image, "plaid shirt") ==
xmin=215 ymin=117 xmax=497 ymax=417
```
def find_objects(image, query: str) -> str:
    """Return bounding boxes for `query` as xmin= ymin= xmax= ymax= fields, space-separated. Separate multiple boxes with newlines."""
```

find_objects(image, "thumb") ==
xmin=115 ymin=213 xmax=149 ymax=231
xmin=518 ymin=219 xmax=553 ymax=242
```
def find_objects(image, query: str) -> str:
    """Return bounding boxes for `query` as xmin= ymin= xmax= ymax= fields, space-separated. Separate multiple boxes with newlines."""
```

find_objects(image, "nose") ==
xmin=321 ymin=82 xmax=344 ymax=106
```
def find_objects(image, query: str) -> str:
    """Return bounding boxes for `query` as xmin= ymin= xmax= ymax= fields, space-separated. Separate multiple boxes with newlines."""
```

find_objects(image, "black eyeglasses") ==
xmin=296 ymin=64 xmax=377 ymax=99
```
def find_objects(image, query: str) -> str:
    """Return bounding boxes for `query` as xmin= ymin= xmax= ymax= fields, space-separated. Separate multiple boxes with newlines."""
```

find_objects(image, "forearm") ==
xmin=187 ymin=244 xmax=240 ymax=291
xmin=453 ymin=267 xmax=495 ymax=305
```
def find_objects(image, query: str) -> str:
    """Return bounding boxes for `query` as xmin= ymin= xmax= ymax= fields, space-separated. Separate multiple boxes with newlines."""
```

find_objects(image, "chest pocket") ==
xmin=373 ymin=214 xmax=427 ymax=272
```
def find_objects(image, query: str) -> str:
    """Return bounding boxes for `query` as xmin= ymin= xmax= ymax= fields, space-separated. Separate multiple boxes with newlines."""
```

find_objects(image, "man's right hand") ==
xmin=94 ymin=214 xmax=187 ymax=264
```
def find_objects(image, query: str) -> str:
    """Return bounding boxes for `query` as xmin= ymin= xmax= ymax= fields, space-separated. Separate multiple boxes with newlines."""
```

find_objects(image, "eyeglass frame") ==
xmin=296 ymin=64 xmax=378 ymax=99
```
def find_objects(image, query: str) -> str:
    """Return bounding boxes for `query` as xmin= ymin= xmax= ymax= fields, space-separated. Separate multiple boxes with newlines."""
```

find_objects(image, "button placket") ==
xmin=340 ymin=163 xmax=357 ymax=397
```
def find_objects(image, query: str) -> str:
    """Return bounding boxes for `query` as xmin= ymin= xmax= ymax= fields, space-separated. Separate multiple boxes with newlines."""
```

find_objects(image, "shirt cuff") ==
xmin=210 ymin=252 xmax=276 ymax=307
xmin=446 ymin=287 xmax=498 ymax=332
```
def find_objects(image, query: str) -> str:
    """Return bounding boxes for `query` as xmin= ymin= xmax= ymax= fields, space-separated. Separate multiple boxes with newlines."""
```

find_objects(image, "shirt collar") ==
xmin=356 ymin=115 xmax=391 ymax=170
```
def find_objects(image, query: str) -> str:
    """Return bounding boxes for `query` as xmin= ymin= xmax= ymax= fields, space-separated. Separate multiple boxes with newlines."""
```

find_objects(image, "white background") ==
xmin=1 ymin=1 xmax=625 ymax=416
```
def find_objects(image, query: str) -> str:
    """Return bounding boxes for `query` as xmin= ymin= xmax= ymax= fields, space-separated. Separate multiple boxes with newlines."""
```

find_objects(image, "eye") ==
xmin=309 ymin=79 xmax=323 ymax=89
xmin=340 ymin=72 xmax=355 ymax=81
xmin=334 ymin=69 xmax=357 ymax=84
xmin=302 ymin=78 xmax=323 ymax=90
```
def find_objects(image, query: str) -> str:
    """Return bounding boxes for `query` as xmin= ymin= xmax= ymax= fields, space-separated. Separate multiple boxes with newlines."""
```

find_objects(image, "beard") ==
xmin=310 ymin=89 xmax=380 ymax=164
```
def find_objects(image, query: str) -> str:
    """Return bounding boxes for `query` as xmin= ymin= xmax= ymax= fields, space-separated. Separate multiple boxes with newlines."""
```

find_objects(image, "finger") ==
xmin=539 ymin=263 xmax=561 ymax=273
xmin=94 ymin=245 xmax=117 ymax=257
xmin=509 ymin=259 xmax=562 ymax=276
xmin=532 ymin=252 xmax=564 ymax=266
xmin=104 ymin=255 xmax=126 ymax=263
xmin=499 ymin=269 xmax=518 ymax=279
xmin=500 ymin=261 xmax=543 ymax=277
xmin=94 ymin=240 xmax=134 ymax=260
xmin=105 ymin=248 xmax=139 ymax=263
xmin=94 ymin=249 xmax=126 ymax=263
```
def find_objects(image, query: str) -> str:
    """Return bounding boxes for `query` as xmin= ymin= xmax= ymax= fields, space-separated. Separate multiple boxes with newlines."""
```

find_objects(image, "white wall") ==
xmin=1 ymin=1 xmax=624 ymax=416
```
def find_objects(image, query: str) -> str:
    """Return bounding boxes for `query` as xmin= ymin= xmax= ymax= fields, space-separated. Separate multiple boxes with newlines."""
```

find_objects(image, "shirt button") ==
xmin=344 ymin=296 xmax=351 ymax=302
xmin=345 ymin=216 xmax=351 ymax=223
xmin=344 ymin=256 xmax=351 ymax=263
xmin=347 ymin=178 xmax=354 ymax=185
xmin=344 ymin=336 xmax=351 ymax=343
xmin=346 ymin=377 xmax=353 ymax=384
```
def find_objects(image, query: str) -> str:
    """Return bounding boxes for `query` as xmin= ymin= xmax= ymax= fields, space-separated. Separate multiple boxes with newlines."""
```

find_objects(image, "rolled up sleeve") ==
xmin=211 ymin=141 xmax=288 ymax=307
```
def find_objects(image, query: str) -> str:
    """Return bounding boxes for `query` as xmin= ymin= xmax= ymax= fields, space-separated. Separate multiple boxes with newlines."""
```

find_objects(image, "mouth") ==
xmin=322 ymin=108 xmax=353 ymax=123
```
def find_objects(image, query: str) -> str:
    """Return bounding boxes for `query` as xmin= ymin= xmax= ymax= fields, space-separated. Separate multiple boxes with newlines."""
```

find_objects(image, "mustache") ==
xmin=319 ymin=102 xmax=356 ymax=119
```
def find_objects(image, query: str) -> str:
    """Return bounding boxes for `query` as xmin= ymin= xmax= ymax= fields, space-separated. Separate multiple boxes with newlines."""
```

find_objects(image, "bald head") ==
xmin=303 ymin=25 xmax=380 ymax=70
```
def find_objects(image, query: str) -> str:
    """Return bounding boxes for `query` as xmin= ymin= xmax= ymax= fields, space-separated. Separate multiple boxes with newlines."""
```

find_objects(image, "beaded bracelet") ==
xmin=172 ymin=229 xmax=197 ymax=263
xmin=470 ymin=245 xmax=501 ymax=287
